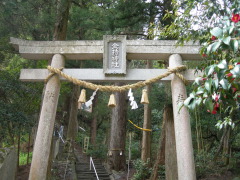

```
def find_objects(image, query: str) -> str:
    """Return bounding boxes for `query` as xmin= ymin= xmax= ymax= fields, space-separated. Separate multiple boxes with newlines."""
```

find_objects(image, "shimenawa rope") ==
xmin=46 ymin=65 xmax=189 ymax=92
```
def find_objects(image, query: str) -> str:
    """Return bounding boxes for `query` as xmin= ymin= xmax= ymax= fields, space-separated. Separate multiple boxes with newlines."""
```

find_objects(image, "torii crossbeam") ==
xmin=11 ymin=36 xmax=201 ymax=180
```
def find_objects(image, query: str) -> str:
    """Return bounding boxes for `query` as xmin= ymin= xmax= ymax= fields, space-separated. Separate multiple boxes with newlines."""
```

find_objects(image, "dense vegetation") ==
xmin=0 ymin=0 xmax=240 ymax=179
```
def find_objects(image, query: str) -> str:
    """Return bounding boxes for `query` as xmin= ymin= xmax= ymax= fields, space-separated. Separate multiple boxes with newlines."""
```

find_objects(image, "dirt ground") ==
xmin=16 ymin=161 xmax=76 ymax=180
xmin=16 ymin=164 xmax=31 ymax=180
xmin=199 ymin=170 xmax=239 ymax=180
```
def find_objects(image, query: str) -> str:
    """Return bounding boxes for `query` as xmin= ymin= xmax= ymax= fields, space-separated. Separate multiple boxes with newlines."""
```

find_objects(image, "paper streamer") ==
xmin=57 ymin=125 xmax=65 ymax=143
xmin=85 ymin=88 xmax=99 ymax=108
xmin=128 ymin=88 xmax=138 ymax=109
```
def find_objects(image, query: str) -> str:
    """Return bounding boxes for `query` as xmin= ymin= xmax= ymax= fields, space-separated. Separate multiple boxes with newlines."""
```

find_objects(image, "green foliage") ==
xmin=0 ymin=68 xmax=42 ymax=144
xmin=163 ymin=0 xmax=240 ymax=43
xmin=195 ymin=150 xmax=222 ymax=178
xmin=19 ymin=151 xmax=32 ymax=165
xmin=86 ymin=144 xmax=108 ymax=160
xmin=132 ymin=159 xmax=152 ymax=180
xmin=157 ymin=165 xmax=165 ymax=180
xmin=183 ymin=10 xmax=240 ymax=127
xmin=68 ymin=0 xmax=149 ymax=40
xmin=0 ymin=0 xmax=56 ymax=40
xmin=125 ymin=135 xmax=141 ymax=160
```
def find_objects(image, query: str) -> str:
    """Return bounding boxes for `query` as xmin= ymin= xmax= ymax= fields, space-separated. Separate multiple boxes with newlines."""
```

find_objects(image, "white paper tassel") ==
xmin=85 ymin=88 xmax=99 ymax=108
xmin=131 ymin=101 xmax=138 ymax=110
xmin=128 ymin=88 xmax=133 ymax=97
xmin=128 ymin=88 xmax=138 ymax=109
xmin=129 ymin=96 xmax=134 ymax=101
xmin=85 ymin=100 xmax=92 ymax=107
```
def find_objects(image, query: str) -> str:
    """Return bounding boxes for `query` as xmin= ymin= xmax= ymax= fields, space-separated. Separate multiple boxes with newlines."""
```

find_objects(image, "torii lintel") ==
xmin=10 ymin=37 xmax=202 ymax=61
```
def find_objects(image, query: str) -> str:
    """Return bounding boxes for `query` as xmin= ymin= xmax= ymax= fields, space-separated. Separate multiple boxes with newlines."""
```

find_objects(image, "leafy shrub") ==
xmin=132 ymin=159 xmax=152 ymax=180
xmin=86 ymin=144 xmax=107 ymax=160
xmin=19 ymin=152 xmax=32 ymax=165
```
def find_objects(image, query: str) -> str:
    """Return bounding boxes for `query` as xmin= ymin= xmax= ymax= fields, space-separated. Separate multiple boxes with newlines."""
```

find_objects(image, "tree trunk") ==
xmin=214 ymin=126 xmax=229 ymax=161
xmin=150 ymin=114 xmax=165 ymax=180
xmin=223 ymin=125 xmax=231 ymax=165
xmin=141 ymin=61 xmax=152 ymax=162
xmin=17 ymin=132 xmax=21 ymax=169
xmin=27 ymin=132 xmax=31 ymax=164
xmin=53 ymin=0 xmax=71 ymax=41
xmin=108 ymin=83 xmax=127 ymax=171
xmin=90 ymin=92 xmax=98 ymax=145
xmin=164 ymin=104 xmax=178 ymax=180
xmin=67 ymin=84 xmax=80 ymax=141
xmin=8 ymin=123 xmax=15 ymax=145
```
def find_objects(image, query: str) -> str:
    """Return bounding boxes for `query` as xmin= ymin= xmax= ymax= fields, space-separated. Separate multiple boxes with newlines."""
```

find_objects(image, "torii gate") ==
xmin=11 ymin=36 xmax=202 ymax=180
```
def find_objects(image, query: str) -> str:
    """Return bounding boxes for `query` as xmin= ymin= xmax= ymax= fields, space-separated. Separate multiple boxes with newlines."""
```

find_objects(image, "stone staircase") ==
xmin=75 ymin=158 xmax=111 ymax=180
xmin=73 ymin=143 xmax=111 ymax=180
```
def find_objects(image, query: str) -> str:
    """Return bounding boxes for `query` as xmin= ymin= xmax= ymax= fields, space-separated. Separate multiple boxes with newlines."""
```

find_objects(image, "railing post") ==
xmin=90 ymin=157 xmax=92 ymax=171
xmin=90 ymin=157 xmax=99 ymax=180
xmin=169 ymin=54 xmax=196 ymax=180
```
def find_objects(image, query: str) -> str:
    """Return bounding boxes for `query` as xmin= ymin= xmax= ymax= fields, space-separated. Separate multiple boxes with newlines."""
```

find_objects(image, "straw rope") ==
xmin=46 ymin=65 xmax=188 ymax=92
xmin=45 ymin=67 xmax=63 ymax=83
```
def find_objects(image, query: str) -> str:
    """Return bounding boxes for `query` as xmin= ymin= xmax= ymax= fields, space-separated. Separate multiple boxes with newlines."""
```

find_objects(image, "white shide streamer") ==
xmin=128 ymin=88 xmax=138 ymax=109
xmin=85 ymin=88 xmax=99 ymax=107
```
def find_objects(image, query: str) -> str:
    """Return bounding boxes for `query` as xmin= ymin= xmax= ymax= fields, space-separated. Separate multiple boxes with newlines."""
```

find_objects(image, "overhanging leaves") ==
xmin=205 ymin=79 xmax=212 ymax=92
xmin=210 ymin=27 xmax=223 ymax=38
xmin=219 ymin=78 xmax=229 ymax=90
xmin=223 ymin=36 xmax=231 ymax=45
xmin=211 ymin=41 xmax=221 ymax=52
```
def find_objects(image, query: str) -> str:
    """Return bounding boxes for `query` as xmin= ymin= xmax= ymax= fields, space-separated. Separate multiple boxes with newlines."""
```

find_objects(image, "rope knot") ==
xmin=167 ymin=66 xmax=189 ymax=85
xmin=45 ymin=66 xmax=64 ymax=83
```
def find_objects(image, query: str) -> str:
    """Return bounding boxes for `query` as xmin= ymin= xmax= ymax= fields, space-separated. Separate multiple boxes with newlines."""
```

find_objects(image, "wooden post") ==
xmin=29 ymin=54 xmax=65 ymax=180
xmin=67 ymin=84 xmax=80 ymax=141
xmin=108 ymin=83 xmax=127 ymax=171
xmin=141 ymin=61 xmax=152 ymax=162
xmin=164 ymin=104 xmax=178 ymax=180
xmin=169 ymin=54 xmax=196 ymax=180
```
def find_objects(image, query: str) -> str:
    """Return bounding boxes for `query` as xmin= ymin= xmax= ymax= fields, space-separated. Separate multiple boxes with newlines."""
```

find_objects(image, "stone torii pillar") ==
xmin=29 ymin=54 xmax=65 ymax=180
xmin=169 ymin=54 xmax=196 ymax=180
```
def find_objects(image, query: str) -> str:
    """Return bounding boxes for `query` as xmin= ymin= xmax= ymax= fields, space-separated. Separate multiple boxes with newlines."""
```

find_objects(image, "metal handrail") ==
xmin=90 ymin=157 xmax=99 ymax=180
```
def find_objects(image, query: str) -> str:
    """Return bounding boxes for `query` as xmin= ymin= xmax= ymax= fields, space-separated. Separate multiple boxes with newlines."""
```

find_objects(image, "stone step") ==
xmin=76 ymin=169 xmax=107 ymax=174
xmin=79 ymin=173 xmax=109 ymax=177
xmin=76 ymin=167 xmax=107 ymax=171
xmin=76 ymin=165 xmax=106 ymax=168
xmin=77 ymin=171 xmax=107 ymax=174
xmin=77 ymin=171 xmax=108 ymax=175
xmin=76 ymin=167 xmax=106 ymax=171
xmin=77 ymin=175 xmax=110 ymax=180
xmin=76 ymin=165 xmax=104 ymax=168
xmin=76 ymin=164 xmax=105 ymax=167
xmin=76 ymin=162 xmax=102 ymax=165
xmin=77 ymin=178 xmax=110 ymax=180
xmin=74 ymin=149 xmax=110 ymax=180
xmin=77 ymin=177 xmax=110 ymax=180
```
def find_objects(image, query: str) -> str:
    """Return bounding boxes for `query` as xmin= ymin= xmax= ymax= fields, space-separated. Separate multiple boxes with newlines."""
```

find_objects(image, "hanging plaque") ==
xmin=103 ymin=35 xmax=126 ymax=75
